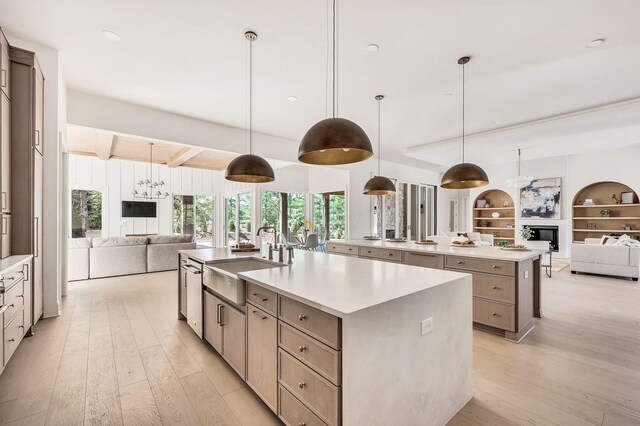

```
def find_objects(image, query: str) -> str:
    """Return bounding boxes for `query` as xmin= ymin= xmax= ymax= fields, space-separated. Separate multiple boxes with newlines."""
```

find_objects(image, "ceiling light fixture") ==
xmin=225 ymin=31 xmax=275 ymax=183
xmin=440 ymin=56 xmax=489 ymax=189
xmin=287 ymin=96 xmax=298 ymax=102
xmin=366 ymin=44 xmax=379 ymax=52
xmin=363 ymin=95 xmax=396 ymax=195
xmin=132 ymin=143 xmax=169 ymax=199
xmin=506 ymin=148 xmax=533 ymax=188
xmin=297 ymin=0 xmax=373 ymax=165
xmin=586 ymin=38 xmax=605 ymax=48
xmin=101 ymin=30 xmax=121 ymax=41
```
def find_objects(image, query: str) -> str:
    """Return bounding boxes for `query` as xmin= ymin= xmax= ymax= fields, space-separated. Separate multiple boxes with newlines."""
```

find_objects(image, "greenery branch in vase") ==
xmin=520 ymin=225 xmax=533 ymax=241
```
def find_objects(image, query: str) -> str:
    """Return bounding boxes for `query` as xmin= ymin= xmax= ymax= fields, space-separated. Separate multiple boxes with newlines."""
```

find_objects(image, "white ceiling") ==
xmin=2 ymin=0 xmax=640 ymax=170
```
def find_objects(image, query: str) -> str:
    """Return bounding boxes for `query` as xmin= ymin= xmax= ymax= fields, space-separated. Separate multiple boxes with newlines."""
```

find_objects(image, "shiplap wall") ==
xmin=69 ymin=155 xmax=226 ymax=237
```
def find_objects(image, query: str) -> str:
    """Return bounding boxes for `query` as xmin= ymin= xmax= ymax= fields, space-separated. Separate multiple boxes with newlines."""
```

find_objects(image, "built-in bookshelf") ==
xmin=572 ymin=182 xmax=640 ymax=242
xmin=473 ymin=190 xmax=515 ymax=243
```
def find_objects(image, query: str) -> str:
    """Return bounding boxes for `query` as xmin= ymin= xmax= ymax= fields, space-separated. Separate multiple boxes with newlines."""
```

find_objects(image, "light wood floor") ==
xmin=0 ymin=268 xmax=638 ymax=425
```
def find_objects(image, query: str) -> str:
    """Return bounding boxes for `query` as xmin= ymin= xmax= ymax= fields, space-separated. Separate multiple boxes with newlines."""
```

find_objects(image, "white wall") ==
xmin=69 ymin=155 xmax=224 ymax=239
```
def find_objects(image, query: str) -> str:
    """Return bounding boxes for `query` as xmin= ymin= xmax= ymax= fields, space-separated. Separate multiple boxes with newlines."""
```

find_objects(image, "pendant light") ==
xmin=297 ymin=0 xmax=373 ymax=165
xmin=226 ymin=31 xmax=275 ymax=183
xmin=440 ymin=57 xmax=489 ymax=189
xmin=363 ymin=95 xmax=396 ymax=195
xmin=506 ymin=148 xmax=533 ymax=188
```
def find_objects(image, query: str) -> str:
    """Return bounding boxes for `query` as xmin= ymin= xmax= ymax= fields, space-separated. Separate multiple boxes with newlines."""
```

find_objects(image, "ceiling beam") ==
xmin=166 ymin=146 xmax=205 ymax=168
xmin=96 ymin=134 xmax=115 ymax=160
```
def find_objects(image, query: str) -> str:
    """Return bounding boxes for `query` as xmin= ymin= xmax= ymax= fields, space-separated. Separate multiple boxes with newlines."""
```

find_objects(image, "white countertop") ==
xmin=239 ymin=250 xmax=469 ymax=318
xmin=179 ymin=248 xmax=262 ymax=264
xmin=332 ymin=239 xmax=544 ymax=262
xmin=0 ymin=254 xmax=33 ymax=276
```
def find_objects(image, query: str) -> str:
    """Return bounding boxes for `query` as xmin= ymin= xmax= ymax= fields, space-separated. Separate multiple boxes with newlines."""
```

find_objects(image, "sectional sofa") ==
xmin=68 ymin=235 xmax=196 ymax=281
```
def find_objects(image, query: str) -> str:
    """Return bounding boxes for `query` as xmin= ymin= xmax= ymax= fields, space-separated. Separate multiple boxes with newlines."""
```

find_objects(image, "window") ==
xmin=225 ymin=192 xmax=252 ymax=246
xmin=173 ymin=195 xmax=214 ymax=246
xmin=71 ymin=189 xmax=103 ymax=238
xmin=312 ymin=191 xmax=346 ymax=240
xmin=287 ymin=193 xmax=306 ymax=236
xmin=261 ymin=191 xmax=281 ymax=230
xmin=373 ymin=182 xmax=436 ymax=239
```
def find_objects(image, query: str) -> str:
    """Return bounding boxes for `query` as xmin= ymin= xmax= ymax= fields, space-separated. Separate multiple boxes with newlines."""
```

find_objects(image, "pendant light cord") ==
xmin=377 ymin=97 xmax=381 ymax=176
xmin=249 ymin=36 xmax=254 ymax=155
xmin=462 ymin=60 xmax=465 ymax=163
xmin=332 ymin=0 xmax=337 ymax=118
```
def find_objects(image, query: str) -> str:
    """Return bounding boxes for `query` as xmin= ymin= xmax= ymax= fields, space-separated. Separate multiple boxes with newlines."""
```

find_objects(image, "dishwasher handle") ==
xmin=181 ymin=265 xmax=202 ymax=275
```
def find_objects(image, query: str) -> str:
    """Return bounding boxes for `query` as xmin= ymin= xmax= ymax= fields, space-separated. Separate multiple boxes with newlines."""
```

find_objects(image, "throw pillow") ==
xmin=467 ymin=232 xmax=482 ymax=242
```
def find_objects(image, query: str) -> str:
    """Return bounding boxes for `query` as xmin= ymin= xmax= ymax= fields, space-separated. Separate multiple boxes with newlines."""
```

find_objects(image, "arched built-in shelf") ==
xmin=473 ymin=189 xmax=515 ymax=242
xmin=572 ymin=181 xmax=640 ymax=243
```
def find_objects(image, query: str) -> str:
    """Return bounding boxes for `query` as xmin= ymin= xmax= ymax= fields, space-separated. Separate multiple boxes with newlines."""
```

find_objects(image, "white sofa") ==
xmin=571 ymin=238 xmax=640 ymax=281
xmin=68 ymin=235 xmax=196 ymax=281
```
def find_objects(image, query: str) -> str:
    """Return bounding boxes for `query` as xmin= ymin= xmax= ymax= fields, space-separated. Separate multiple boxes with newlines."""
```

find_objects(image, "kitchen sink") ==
xmin=203 ymin=258 xmax=283 ymax=306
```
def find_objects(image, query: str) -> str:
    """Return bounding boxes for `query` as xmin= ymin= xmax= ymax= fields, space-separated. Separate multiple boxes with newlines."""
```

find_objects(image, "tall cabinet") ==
xmin=1 ymin=29 xmax=11 ymax=259
xmin=10 ymin=45 xmax=44 ymax=329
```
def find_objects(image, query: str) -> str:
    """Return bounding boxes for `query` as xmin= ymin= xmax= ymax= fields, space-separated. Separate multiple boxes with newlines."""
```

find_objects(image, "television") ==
xmin=122 ymin=201 xmax=157 ymax=218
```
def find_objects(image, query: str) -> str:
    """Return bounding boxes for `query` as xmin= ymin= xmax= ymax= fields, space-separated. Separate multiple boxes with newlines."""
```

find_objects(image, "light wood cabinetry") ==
xmin=279 ymin=296 xmax=341 ymax=350
xmin=246 ymin=302 xmax=278 ymax=412
xmin=1 ymin=90 xmax=10 ymax=215
xmin=9 ymin=45 xmax=44 ymax=329
xmin=0 ymin=30 xmax=9 ymax=99
xmin=246 ymin=282 xmax=277 ymax=315
xmin=572 ymin=181 xmax=640 ymax=242
xmin=202 ymin=289 xmax=246 ymax=379
xmin=357 ymin=246 xmax=403 ymax=263
xmin=473 ymin=190 xmax=516 ymax=243
xmin=1 ymin=258 xmax=31 ymax=372
xmin=403 ymin=251 xmax=444 ymax=269
xmin=326 ymin=243 xmax=357 ymax=256
xmin=1 ymin=215 xmax=11 ymax=258
xmin=445 ymin=255 xmax=516 ymax=276
xmin=278 ymin=385 xmax=326 ymax=426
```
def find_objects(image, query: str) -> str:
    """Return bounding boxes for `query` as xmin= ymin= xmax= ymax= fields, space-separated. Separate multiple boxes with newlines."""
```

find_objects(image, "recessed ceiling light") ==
xmin=586 ymin=38 xmax=605 ymax=48
xmin=366 ymin=44 xmax=379 ymax=52
xmin=287 ymin=96 xmax=298 ymax=102
xmin=102 ymin=30 xmax=121 ymax=41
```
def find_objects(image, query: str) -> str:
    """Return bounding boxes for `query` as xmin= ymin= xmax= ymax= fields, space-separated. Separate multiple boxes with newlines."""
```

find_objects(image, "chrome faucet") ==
xmin=256 ymin=226 xmax=277 ymax=236
xmin=286 ymin=246 xmax=294 ymax=265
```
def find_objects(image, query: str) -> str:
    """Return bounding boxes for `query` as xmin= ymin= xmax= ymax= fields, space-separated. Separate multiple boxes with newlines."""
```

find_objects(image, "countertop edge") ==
xmin=0 ymin=254 xmax=33 ymax=276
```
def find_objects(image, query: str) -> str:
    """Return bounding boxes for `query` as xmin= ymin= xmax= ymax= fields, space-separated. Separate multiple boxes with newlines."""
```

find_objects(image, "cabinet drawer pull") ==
xmin=0 ymin=304 xmax=8 ymax=314
xmin=492 ymin=286 xmax=498 ymax=290
xmin=298 ymin=345 xmax=306 ymax=353
xmin=252 ymin=310 xmax=267 ymax=320
xmin=367 ymin=250 xmax=371 ymax=254
xmin=388 ymin=253 xmax=393 ymax=256
xmin=19 ymin=325 xmax=24 ymax=329
xmin=298 ymin=314 xmax=306 ymax=321
xmin=298 ymin=381 xmax=306 ymax=389
xmin=492 ymin=312 xmax=498 ymax=316
xmin=219 ymin=305 xmax=225 ymax=326
xmin=298 ymin=423 xmax=306 ymax=426
xmin=492 ymin=265 xmax=499 ymax=269
xmin=17 ymin=294 xmax=24 ymax=298
xmin=251 ymin=293 xmax=269 ymax=302
xmin=1 ymin=69 xmax=6 ymax=88
xmin=216 ymin=303 xmax=222 ymax=325
xmin=8 ymin=338 xmax=14 ymax=342
xmin=457 ymin=261 xmax=464 ymax=265
xmin=347 ymin=248 xmax=352 ymax=251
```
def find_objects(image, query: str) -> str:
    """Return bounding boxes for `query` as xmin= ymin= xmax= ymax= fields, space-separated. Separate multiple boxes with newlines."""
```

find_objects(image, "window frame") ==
xmin=69 ymin=184 xmax=109 ymax=238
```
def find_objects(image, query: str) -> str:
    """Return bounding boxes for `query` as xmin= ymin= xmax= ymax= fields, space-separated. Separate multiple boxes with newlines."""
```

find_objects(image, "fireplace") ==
xmin=527 ymin=225 xmax=559 ymax=252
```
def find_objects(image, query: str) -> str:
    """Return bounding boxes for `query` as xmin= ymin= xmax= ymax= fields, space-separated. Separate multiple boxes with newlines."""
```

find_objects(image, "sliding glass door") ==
xmin=373 ymin=183 xmax=436 ymax=239
xmin=225 ymin=192 xmax=252 ymax=246
xmin=173 ymin=195 xmax=214 ymax=246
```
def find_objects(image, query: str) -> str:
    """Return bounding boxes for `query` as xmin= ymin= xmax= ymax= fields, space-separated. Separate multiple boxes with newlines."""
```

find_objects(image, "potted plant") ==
xmin=600 ymin=209 xmax=612 ymax=217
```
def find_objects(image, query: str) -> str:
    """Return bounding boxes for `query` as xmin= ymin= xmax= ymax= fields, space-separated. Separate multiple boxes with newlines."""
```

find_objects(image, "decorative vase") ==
xmin=492 ymin=212 xmax=500 ymax=219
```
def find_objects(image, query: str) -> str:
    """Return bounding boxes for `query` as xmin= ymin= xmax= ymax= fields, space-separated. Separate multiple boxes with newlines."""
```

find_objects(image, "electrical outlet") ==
xmin=421 ymin=317 xmax=433 ymax=336
xmin=524 ymin=270 xmax=529 ymax=279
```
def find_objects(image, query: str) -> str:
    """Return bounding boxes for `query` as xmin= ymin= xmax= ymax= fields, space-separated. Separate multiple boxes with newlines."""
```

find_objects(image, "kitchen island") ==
xmin=328 ymin=239 xmax=544 ymax=342
xmin=178 ymin=248 xmax=472 ymax=426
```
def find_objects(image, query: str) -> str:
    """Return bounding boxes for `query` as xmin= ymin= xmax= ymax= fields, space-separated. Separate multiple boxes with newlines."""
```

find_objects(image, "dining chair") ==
xmin=317 ymin=231 xmax=329 ymax=253
xmin=304 ymin=233 xmax=319 ymax=251
xmin=525 ymin=240 xmax=553 ymax=277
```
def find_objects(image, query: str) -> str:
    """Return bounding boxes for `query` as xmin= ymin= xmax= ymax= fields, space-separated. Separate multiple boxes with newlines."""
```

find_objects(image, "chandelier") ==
xmin=506 ymin=148 xmax=533 ymax=189
xmin=133 ymin=143 xmax=169 ymax=199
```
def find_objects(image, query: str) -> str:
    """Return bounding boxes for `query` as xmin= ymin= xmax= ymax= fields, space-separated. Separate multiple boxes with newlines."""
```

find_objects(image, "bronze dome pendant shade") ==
xmin=363 ymin=95 xmax=395 ymax=195
xmin=298 ymin=0 xmax=373 ymax=165
xmin=226 ymin=31 xmax=275 ymax=183
xmin=440 ymin=57 xmax=488 ymax=189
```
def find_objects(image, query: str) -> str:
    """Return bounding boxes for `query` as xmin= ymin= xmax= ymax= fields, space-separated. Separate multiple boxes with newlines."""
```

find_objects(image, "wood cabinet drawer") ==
xmin=404 ymin=252 xmax=444 ymax=269
xmin=473 ymin=298 xmax=516 ymax=332
xmin=279 ymin=322 xmax=341 ymax=386
xmin=1 ymin=265 xmax=25 ymax=291
xmin=446 ymin=255 xmax=515 ymax=276
xmin=472 ymin=272 xmax=516 ymax=304
xmin=3 ymin=280 xmax=24 ymax=326
xmin=326 ymin=243 xmax=357 ymax=256
xmin=4 ymin=307 xmax=24 ymax=364
xmin=279 ymin=349 xmax=340 ymax=426
xmin=279 ymin=296 xmax=340 ymax=350
xmin=247 ymin=282 xmax=277 ymax=316
xmin=279 ymin=385 xmax=327 ymax=426
xmin=247 ymin=303 xmax=278 ymax=412
xmin=358 ymin=246 xmax=403 ymax=262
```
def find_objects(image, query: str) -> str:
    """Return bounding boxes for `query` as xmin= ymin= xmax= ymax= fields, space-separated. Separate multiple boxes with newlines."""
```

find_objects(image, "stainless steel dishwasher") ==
xmin=180 ymin=257 xmax=203 ymax=338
